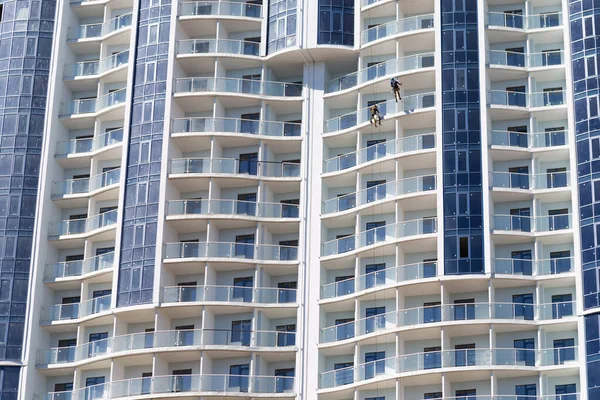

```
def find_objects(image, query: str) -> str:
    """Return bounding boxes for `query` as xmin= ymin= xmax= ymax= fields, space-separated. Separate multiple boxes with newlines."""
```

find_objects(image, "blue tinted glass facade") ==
xmin=570 ymin=0 xmax=600 ymax=311
xmin=317 ymin=0 xmax=354 ymax=46
xmin=440 ymin=0 xmax=483 ymax=275
xmin=267 ymin=0 xmax=296 ymax=53
xmin=117 ymin=0 xmax=170 ymax=307
xmin=586 ymin=313 xmax=600 ymax=398
xmin=0 ymin=0 xmax=55 ymax=360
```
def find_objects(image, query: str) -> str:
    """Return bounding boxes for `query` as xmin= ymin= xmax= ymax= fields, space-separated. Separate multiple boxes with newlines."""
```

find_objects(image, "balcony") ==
xmin=44 ymin=251 xmax=114 ymax=282
xmin=48 ymin=210 xmax=118 ymax=240
xmin=64 ymin=50 xmax=129 ymax=80
xmin=321 ymin=262 xmax=437 ymax=300
xmin=172 ymin=117 xmax=301 ymax=138
xmin=361 ymin=14 xmax=434 ymax=45
xmin=174 ymin=77 xmax=302 ymax=97
xmin=169 ymin=158 xmax=301 ymax=178
xmin=322 ymin=175 xmax=436 ymax=214
xmin=37 ymin=328 xmax=295 ymax=366
xmin=493 ymin=257 xmax=574 ymax=276
xmin=51 ymin=169 xmax=120 ymax=199
xmin=489 ymin=49 xmax=564 ymax=69
xmin=162 ymin=285 xmax=297 ymax=304
xmin=490 ymin=171 xmax=570 ymax=191
xmin=319 ymin=346 xmax=577 ymax=389
xmin=488 ymin=89 xmax=565 ymax=108
xmin=487 ymin=12 xmax=562 ymax=31
xmin=55 ymin=129 xmax=123 ymax=158
xmin=59 ymin=88 xmax=127 ymax=117
xmin=180 ymin=1 xmax=262 ymax=18
xmin=326 ymin=53 xmax=434 ymax=93
xmin=164 ymin=242 xmax=298 ymax=262
xmin=322 ymin=218 xmax=437 ymax=257
xmin=323 ymin=133 xmax=435 ymax=173
xmin=489 ymin=129 xmax=567 ymax=149
xmin=324 ymin=92 xmax=435 ymax=134
xmin=167 ymin=199 xmax=299 ymax=219
xmin=40 ymin=295 xmax=111 ymax=323
xmin=177 ymin=38 xmax=260 ymax=57
xmin=320 ymin=301 xmax=575 ymax=343
xmin=493 ymin=214 xmax=572 ymax=233
xmin=67 ymin=14 xmax=133 ymax=42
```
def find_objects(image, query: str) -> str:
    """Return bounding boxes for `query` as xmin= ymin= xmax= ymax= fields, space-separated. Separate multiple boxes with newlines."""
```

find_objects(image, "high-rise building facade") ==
xmin=3 ymin=0 xmax=600 ymax=398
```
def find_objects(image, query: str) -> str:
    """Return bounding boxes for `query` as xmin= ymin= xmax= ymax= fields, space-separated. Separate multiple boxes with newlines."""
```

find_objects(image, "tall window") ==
xmin=318 ymin=0 xmax=354 ymax=46
xmin=267 ymin=0 xmax=297 ymax=53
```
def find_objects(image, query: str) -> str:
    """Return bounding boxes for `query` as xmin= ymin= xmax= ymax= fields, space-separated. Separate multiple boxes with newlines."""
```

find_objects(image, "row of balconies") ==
xmin=167 ymin=199 xmax=299 ymax=219
xmin=488 ymin=89 xmax=565 ymax=108
xmin=169 ymin=158 xmax=300 ymax=178
xmin=63 ymin=50 xmax=129 ymax=81
xmin=67 ymin=14 xmax=132 ymax=42
xmin=164 ymin=241 xmax=298 ymax=262
xmin=173 ymin=77 xmax=302 ymax=97
xmin=179 ymin=0 xmax=262 ymax=19
xmin=48 ymin=210 xmax=118 ymax=240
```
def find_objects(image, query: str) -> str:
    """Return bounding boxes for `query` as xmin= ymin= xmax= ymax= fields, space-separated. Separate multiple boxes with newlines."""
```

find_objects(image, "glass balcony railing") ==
xmin=40 ymin=294 xmax=111 ymax=323
xmin=164 ymin=242 xmax=298 ymax=261
xmin=320 ymin=346 xmax=577 ymax=389
xmin=37 ymin=328 xmax=294 ymax=366
xmin=324 ymin=92 xmax=435 ymax=133
xmin=487 ymin=12 xmax=562 ymax=30
xmin=60 ymin=88 xmax=127 ymax=116
xmin=55 ymin=129 xmax=123 ymax=157
xmin=172 ymin=117 xmax=301 ymax=137
xmin=490 ymin=171 xmax=570 ymax=190
xmin=170 ymin=158 xmax=301 ymax=178
xmin=323 ymin=133 xmax=435 ymax=173
xmin=489 ymin=50 xmax=563 ymax=68
xmin=323 ymin=175 xmax=436 ymax=214
xmin=493 ymin=257 xmax=574 ymax=276
xmin=67 ymin=13 xmax=133 ymax=41
xmin=488 ymin=90 xmax=565 ymax=108
xmin=51 ymin=169 xmax=120 ymax=198
xmin=493 ymin=214 xmax=572 ymax=233
xmin=48 ymin=210 xmax=118 ymax=239
xmin=490 ymin=129 xmax=567 ymax=148
xmin=180 ymin=1 xmax=262 ymax=18
xmin=320 ymin=301 xmax=574 ymax=343
xmin=321 ymin=261 xmax=437 ymax=299
xmin=177 ymin=38 xmax=260 ymax=56
xmin=110 ymin=374 xmax=294 ymax=397
xmin=174 ymin=77 xmax=302 ymax=97
xmin=322 ymin=218 xmax=437 ymax=257
xmin=44 ymin=252 xmax=114 ymax=282
xmin=64 ymin=50 xmax=129 ymax=79
xmin=361 ymin=14 xmax=434 ymax=44
xmin=326 ymin=53 xmax=434 ymax=93
xmin=167 ymin=199 xmax=299 ymax=219
xmin=162 ymin=285 xmax=296 ymax=304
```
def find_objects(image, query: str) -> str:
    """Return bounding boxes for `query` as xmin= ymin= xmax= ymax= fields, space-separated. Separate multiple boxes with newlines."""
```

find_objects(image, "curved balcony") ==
xmin=320 ymin=301 xmax=575 ymax=344
xmin=48 ymin=210 xmax=118 ymax=240
xmin=174 ymin=77 xmax=302 ymax=97
xmin=55 ymin=129 xmax=123 ymax=158
xmin=361 ymin=14 xmax=434 ymax=45
xmin=325 ymin=53 xmax=434 ymax=94
xmin=490 ymin=129 xmax=567 ymax=149
xmin=321 ymin=261 xmax=437 ymax=300
xmin=172 ymin=117 xmax=301 ymax=138
xmin=322 ymin=175 xmax=436 ymax=215
xmin=37 ymin=328 xmax=295 ymax=367
xmin=51 ymin=169 xmax=120 ymax=199
xmin=488 ymin=89 xmax=565 ymax=108
xmin=324 ymin=92 xmax=435 ymax=134
xmin=162 ymin=285 xmax=297 ymax=305
xmin=180 ymin=1 xmax=262 ymax=19
xmin=493 ymin=257 xmax=574 ymax=276
xmin=493 ymin=214 xmax=572 ymax=234
xmin=169 ymin=158 xmax=301 ymax=178
xmin=322 ymin=217 xmax=437 ymax=257
xmin=40 ymin=294 xmax=111 ymax=324
xmin=489 ymin=49 xmax=564 ymax=69
xmin=164 ymin=242 xmax=298 ymax=262
xmin=167 ymin=199 xmax=299 ymax=220
xmin=323 ymin=133 xmax=435 ymax=174
xmin=490 ymin=171 xmax=570 ymax=192
xmin=487 ymin=12 xmax=562 ymax=31
xmin=319 ymin=346 xmax=577 ymax=390
xmin=44 ymin=251 xmax=114 ymax=283
xmin=177 ymin=38 xmax=260 ymax=57
xmin=67 ymin=13 xmax=133 ymax=42
xmin=64 ymin=50 xmax=129 ymax=80
xmin=59 ymin=88 xmax=127 ymax=117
